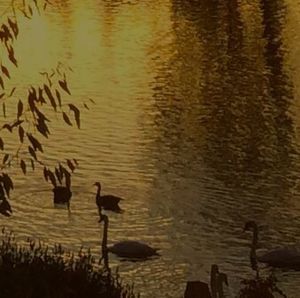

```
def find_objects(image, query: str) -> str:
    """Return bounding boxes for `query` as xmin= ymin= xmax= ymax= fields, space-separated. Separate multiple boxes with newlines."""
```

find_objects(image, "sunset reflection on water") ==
xmin=0 ymin=0 xmax=300 ymax=297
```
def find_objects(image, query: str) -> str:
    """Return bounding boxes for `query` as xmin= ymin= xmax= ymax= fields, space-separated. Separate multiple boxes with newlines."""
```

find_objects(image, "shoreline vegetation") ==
xmin=0 ymin=229 xmax=138 ymax=298
xmin=0 ymin=227 xmax=289 ymax=298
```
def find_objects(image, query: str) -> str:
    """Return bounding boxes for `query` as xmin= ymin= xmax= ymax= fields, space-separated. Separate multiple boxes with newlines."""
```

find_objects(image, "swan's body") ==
xmin=94 ymin=182 xmax=123 ymax=212
xmin=108 ymin=240 xmax=158 ymax=259
xmin=258 ymin=246 xmax=300 ymax=268
xmin=99 ymin=211 xmax=159 ymax=260
xmin=244 ymin=221 xmax=300 ymax=268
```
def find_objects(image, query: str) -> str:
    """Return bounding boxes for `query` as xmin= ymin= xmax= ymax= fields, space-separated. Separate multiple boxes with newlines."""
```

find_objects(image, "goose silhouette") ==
xmin=94 ymin=182 xmax=123 ymax=213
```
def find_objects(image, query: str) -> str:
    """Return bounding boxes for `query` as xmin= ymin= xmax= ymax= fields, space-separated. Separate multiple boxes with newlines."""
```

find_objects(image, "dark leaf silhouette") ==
xmin=38 ymin=87 xmax=46 ymax=104
xmin=8 ymin=87 xmax=16 ymax=97
xmin=69 ymin=104 xmax=80 ymax=128
xmin=62 ymin=112 xmax=72 ymax=126
xmin=48 ymin=170 xmax=57 ymax=187
xmin=35 ymin=108 xmax=50 ymax=122
xmin=37 ymin=118 xmax=50 ymax=138
xmin=27 ymin=133 xmax=43 ymax=152
xmin=73 ymin=158 xmax=78 ymax=166
xmin=1 ymin=24 xmax=12 ymax=40
xmin=17 ymin=100 xmax=23 ymax=118
xmin=28 ymin=146 xmax=37 ymax=161
xmin=7 ymin=18 xmax=18 ymax=38
xmin=55 ymin=89 xmax=62 ymax=107
xmin=2 ymin=173 xmax=13 ymax=197
xmin=28 ymin=91 xmax=36 ymax=113
xmin=8 ymin=46 xmax=17 ymax=67
xmin=2 ymin=103 xmax=5 ymax=118
xmin=66 ymin=159 xmax=75 ymax=173
xmin=59 ymin=163 xmax=64 ymax=176
xmin=18 ymin=126 xmax=24 ymax=143
xmin=30 ymin=159 xmax=35 ymax=170
xmin=2 ymin=154 xmax=9 ymax=164
xmin=44 ymin=84 xmax=56 ymax=111
xmin=28 ymin=5 xmax=33 ymax=16
xmin=11 ymin=120 xmax=24 ymax=128
xmin=83 ymin=103 xmax=89 ymax=110
xmin=19 ymin=8 xmax=31 ymax=19
xmin=64 ymin=170 xmax=71 ymax=189
xmin=0 ymin=76 xmax=4 ymax=89
xmin=2 ymin=124 xmax=11 ymax=132
xmin=0 ymin=93 xmax=4 ymax=99
xmin=59 ymin=79 xmax=71 ymax=95
xmin=0 ymin=138 xmax=3 ymax=150
xmin=43 ymin=167 xmax=49 ymax=182
xmin=28 ymin=88 xmax=37 ymax=105
xmin=55 ymin=167 xmax=62 ymax=184
xmin=1 ymin=65 xmax=10 ymax=79
xmin=20 ymin=160 xmax=26 ymax=174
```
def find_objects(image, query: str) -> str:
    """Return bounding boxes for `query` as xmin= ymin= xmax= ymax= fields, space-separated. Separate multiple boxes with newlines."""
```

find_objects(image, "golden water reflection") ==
xmin=0 ymin=0 xmax=300 ymax=297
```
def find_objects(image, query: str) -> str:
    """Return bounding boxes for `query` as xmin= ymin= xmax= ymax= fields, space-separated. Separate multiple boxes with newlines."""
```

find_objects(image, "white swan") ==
xmin=99 ymin=211 xmax=159 ymax=260
xmin=244 ymin=221 xmax=300 ymax=268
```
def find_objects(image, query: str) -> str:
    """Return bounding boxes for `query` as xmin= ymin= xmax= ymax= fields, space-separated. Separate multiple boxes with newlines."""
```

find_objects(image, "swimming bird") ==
xmin=99 ymin=210 xmax=159 ymax=260
xmin=94 ymin=182 xmax=123 ymax=212
xmin=244 ymin=220 xmax=300 ymax=269
xmin=52 ymin=186 xmax=72 ymax=210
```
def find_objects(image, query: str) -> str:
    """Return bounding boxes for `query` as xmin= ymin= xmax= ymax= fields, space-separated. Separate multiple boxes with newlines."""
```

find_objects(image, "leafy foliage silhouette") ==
xmin=0 ymin=229 xmax=138 ymax=298
xmin=0 ymin=0 xmax=93 ymax=214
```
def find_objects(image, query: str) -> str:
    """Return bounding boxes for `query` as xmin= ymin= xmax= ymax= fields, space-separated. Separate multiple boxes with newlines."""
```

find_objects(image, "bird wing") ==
xmin=101 ymin=195 xmax=123 ymax=203
xmin=259 ymin=246 xmax=300 ymax=267
xmin=109 ymin=241 xmax=157 ymax=258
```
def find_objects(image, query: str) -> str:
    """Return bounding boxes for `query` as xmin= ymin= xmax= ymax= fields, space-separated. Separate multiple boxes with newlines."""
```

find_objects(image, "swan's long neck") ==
xmin=100 ymin=213 xmax=110 ymax=271
xmin=96 ymin=185 xmax=101 ymax=198
xmin=101 ymin=214 xmax=108 ymax=252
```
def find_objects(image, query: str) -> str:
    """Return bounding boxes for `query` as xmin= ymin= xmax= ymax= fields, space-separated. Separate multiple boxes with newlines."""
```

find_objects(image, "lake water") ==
xmin=1 ymin=0 xmax=300 ymax=297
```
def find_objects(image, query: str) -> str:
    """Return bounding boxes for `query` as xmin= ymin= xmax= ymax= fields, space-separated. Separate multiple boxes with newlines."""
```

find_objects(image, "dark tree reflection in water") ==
xmin=0 ymin=0 xmax=300 ymax=296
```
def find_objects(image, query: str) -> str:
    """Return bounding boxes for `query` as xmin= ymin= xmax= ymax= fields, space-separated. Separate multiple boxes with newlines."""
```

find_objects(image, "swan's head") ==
xmin=94 ymin=182 xmax=101 ymax=190
xmin=243 ymin=221 xmax=258 ymax=232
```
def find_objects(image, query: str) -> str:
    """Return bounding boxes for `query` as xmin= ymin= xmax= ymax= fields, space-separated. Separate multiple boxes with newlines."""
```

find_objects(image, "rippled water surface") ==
xmin=1 ymin=0 xmax=300 ymax=297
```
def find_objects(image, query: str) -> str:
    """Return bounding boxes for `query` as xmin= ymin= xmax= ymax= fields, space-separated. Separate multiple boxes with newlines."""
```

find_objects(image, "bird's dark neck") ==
xmin=101 ymin=215 xmax=108 ymax=252
xmin=100 ymin=214 xmax=110 ymax=272
xmin=96 ymin=186 xmax=101 ymax=198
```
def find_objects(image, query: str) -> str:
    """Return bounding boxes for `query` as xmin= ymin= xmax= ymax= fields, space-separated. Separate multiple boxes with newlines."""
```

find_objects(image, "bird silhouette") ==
xmin=99 ymin=208 xmax=159 ymax=260
xmin=244 ymin=220 xmax=300 ymax=269
xmin=94 ymin=182 xmax=123 ymax=213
